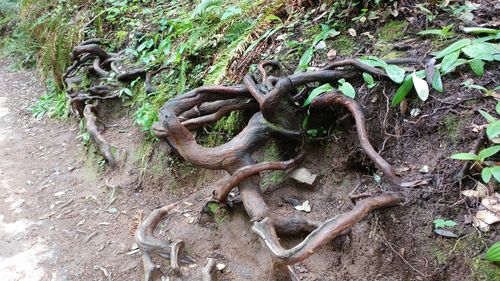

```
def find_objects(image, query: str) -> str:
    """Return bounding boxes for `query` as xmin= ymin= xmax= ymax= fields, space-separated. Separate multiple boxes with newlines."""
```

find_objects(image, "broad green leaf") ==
xmin=496 ymin=102 xmax=500 ymax=115
xmin=363 ymin=73 xmax=376 ymax=88
xmin=482 ymin=167 xmax=492 ymax=183
xmin=450 ymin=153 xmax=479 ymax=161
xmin=478 ymin=145 xmax=500 ymax=161
xmin=297 ymin=47 xmax=314 ymax=72
xmin=432 ymin=70 xmax=443 ymax=92
xmin=486 ymin=120 xmax=500 ymax=139
xmin=412 ymin=72 xmax=429 ymax=101
xmin=303 ymin=83 xmax=334 ymax=107
xmin=359 ymin=56 xmax=388 ymax=68
xmin=443 ymin=220 xmax=457 ymax=227
xmin=462 ymin=42 xmax=499 ymax=61
xmin=435 ymin=38 xmax=471 ymax=58
xmin=479 ymin=110 xmax=496 ymax=123
xmin=463 ymin=27 xmax=500 ymax=34
xmin=391 ymin=75 xmax=413 ymax=106
xmin=469 ymin=58 xmax=485 ymax=76
xmin=441 ymin=50 xmax=460 ymax=73
xmin=442 ymin=59 xmax=468 ymax=74
xmin=338 ymin=79 xmax=356 ymax=98
xmin=485 ymin=242 xmax=500 ymax=262
xmin=492 ymin=166 xmax=500 ymax=182
xmin=385 ymin=65 xmax=405 ymax=83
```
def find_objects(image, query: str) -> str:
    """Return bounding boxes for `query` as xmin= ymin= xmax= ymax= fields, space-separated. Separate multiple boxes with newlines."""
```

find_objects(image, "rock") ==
xmin=289 ymin=168 xmax=317 ymax=185
xmin=327 ymin=49 xmax=337 ymax=60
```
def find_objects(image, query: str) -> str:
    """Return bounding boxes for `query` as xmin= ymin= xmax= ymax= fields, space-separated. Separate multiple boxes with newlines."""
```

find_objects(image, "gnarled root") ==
xmin=135 ymin=201 xmax=194 ymax=281
xmin=202 ymin=257 xmax=218 ymax=281
xmin=83 ymin=104 xmax=119 ymax=167
xmin=252 ymin=192 xmax=404 ymax=264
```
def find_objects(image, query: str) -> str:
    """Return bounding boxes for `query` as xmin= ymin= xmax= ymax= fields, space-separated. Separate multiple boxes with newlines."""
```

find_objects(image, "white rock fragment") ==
xmin=289 ymin=168 xmax=317 ymax=185
xmin=294 ymin=200 xmax=311 ymax=213
xmin=216 ymin=263 xmax=226 ymax=271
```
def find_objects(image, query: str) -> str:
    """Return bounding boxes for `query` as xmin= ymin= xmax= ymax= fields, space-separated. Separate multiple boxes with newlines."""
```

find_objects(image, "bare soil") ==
xmin=0 ymin=52 xmax=499 ymax=281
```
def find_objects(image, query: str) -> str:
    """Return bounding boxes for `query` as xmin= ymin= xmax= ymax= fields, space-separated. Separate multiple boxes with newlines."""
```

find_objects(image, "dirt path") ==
xmin=0 ymin=60 xmax=140 ymax=281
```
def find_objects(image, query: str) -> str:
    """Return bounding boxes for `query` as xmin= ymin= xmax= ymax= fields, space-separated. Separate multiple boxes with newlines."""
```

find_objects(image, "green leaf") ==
xmin=435 ymin=39 xmax=471 ymax=59
xmin=479 ymin=110 xmax=496 ymax=123
xmin=462 ymin=42 xmax=499 ymax=61
xmin=433 ymin=219 xmax=445 ymax=228
xmin=391 ymin=75 xmax=413 ymax=106
xmin=432 ymin=70 xmax=443 ymax=92
xmin=442 ymin=59 xmax=469 ymax=75
xmin=487 ymin=120 xmax=500 ymax=139
xmin=303 ymin=83 xmax=334 ymax=107
xmin=297 ymin=47 xmax=314 ymax=72
xmin=478 ymin=145 xmax=500 ymax=161
xmin=412 ymin=72 xmax=429 ymax=101
xmin=485 ymin=242 xmax=500 ymax=262
xmin=463 ymin=27 xmax=500 ymax=34
xmin=363 ymin=73 xmax=376 ymax=88
xmin=450 ymin=153 xmax=479 ymax=161
xmin=221 ymin=6 xmax=242 ymax=20
xmin=359 ymin=56 xmax=388 ymax=68
xmin=469 ymin=58 xmax=485 ymax=76
xmin=492 ymin=166 xmax=500 ymax=182
xmin=338 ymin=79 xmax=356 ymax=98
xmin=482 ymin=167 xmax=493 ymax=183
xmin=385 ymin=65 xmax=405 ymax=83
xmin=443 ymin=220 xmax=457 ymax=227
xmin=441 ymin=50 xmax=460 ymax=73
xmin=496 ymin=102 xmax=500 ymax=115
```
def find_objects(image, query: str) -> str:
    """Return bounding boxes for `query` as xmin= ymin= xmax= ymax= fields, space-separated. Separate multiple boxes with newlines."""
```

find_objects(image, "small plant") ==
xmin=462 ymin=80 xmax=500 ymax=96
xmin=417 ymin=24 xmax=455 ymax=39
xmin=29 ymin=80 xmax=69 ymax=120
xmin=295 ymin=24 xmax=339 ymax=73
xmin=451 ymin=102 xmax=500 ymax=183
xmin=433 ymin=219 xmax=457 ymax=229
xmin=485 ymin=242 xmax=500 ymax=262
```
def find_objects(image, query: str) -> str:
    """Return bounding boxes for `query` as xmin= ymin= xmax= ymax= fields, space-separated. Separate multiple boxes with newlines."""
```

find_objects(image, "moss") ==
xmin=207 ymin=202 xmax=229 ymax=224
xmin=331 ymin=35 xmax=356 ymax=56
xmin=203 ymin=111 xmax=243 ymax=147
xmin=470 ymin=257 xmax=500 ymax=281
xmin=81 ymin=144 xmax=102 ymax=182
xmin=259 ymin=141 xmax=287 ymax=189
xmin=382 ymin=50 xmax=404 ymax=60
xmin=377 ymin=20 xmax=408 ymax=41
xmin=441 ymin=114 xmax=472 ymax=145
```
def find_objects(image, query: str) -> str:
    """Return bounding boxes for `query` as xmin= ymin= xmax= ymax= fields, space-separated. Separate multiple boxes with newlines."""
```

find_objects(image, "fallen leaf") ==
xmin=348 ymin=28 xmax=357 ymax=36
xmin=289 ymin=168 xmax=317 ymax=185
xmin=481 ymin=194 xmax=500 ymax=213
xmin=434 ymin=229 xmax=459 ymax=238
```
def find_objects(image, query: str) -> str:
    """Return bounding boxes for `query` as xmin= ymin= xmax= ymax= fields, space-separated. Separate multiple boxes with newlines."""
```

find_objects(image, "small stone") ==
xmin=348 ymin=28 xmax=357 ymax=36
xmin=216 ymin=263 xmax=226 ymax=271
xmin=327 ymin=49 xmax=337 ymax=60
xmin=315 ymin=40 xmax=326 ymax=50
xmin=419 ymin=165 xmax=429 ymax=173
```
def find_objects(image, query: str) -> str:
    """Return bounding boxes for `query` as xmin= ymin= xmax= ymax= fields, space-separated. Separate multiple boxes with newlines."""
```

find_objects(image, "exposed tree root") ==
xmin=62 ymin=38 xmax=424 ymax=279
xmin=202 ymin=257 xmax=218 ymax=281
xmin=83 ymin=104 xmax=118 ymax=167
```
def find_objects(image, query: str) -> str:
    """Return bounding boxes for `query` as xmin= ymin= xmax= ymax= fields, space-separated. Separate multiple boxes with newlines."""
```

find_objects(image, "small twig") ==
xmin=377 ymin=233 xmax=426 ymax=278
